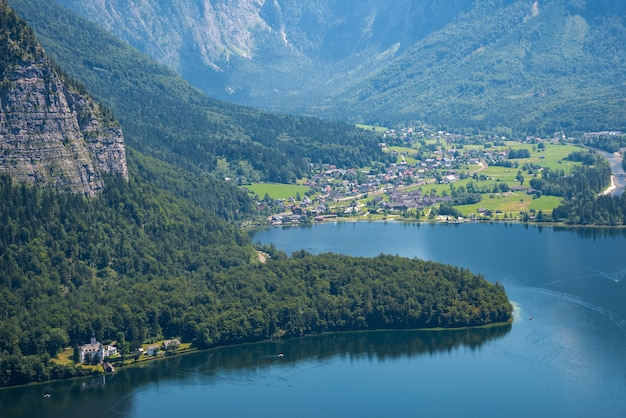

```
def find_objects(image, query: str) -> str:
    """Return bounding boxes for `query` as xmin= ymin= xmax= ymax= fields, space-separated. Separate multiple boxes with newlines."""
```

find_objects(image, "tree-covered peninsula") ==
xmin=0 ymin=0 xmax=514 ymax=388
xmin=0 ymin=174 xmax=512 ymax=387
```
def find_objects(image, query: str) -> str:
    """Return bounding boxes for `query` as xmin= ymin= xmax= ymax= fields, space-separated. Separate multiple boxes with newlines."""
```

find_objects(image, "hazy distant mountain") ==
xmin=328 ymin=0 xmax=626 ymax=133
xmin=54 ymin=0 xmax=474 ymax=110
xmin=54 ymin=0 xmax=626 ymax=132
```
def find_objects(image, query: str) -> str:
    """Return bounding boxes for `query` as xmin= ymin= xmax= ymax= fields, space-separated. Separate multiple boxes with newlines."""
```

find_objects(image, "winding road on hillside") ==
xmin=596 ymin=149 xmax=626 ymax=197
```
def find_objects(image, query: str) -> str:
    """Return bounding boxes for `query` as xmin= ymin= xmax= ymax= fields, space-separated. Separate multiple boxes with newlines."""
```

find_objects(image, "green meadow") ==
xmin=355 ymin=123 xmax=388 ymax=133
xmin=455 ymin=194 xmax=561 ymax=218
xmin=244 ymin=183 xmax=310 ymax=200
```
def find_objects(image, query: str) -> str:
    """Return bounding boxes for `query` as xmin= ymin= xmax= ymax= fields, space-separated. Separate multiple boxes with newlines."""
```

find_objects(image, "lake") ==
xmin=2 ymin=222 xmax=626 ymax=417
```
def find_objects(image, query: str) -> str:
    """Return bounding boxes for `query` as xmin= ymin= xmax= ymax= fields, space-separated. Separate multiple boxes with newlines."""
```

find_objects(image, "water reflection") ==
xmin=0 ymin=325 xmax=511 ymax=418
xmin=553 ymin=225 xmax=626 ymax=240
xmin=199 ymin=325 xmax=512 ymax=371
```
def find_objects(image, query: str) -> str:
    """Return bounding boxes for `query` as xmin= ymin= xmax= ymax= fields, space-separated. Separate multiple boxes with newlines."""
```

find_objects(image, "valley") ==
xmin=1 ymin=0 xmax=626 ymax=397
xmin=247 ymin=125 xmax=625 ymax=226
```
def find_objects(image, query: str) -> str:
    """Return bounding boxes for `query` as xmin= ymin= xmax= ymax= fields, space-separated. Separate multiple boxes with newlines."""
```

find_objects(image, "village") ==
xmin=264 ymin=126 xmax=552 ymax=226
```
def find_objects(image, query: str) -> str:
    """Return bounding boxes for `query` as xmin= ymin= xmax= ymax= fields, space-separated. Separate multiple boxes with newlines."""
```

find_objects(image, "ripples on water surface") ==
xmin=3 ymin=223 xmax=626 ymax=417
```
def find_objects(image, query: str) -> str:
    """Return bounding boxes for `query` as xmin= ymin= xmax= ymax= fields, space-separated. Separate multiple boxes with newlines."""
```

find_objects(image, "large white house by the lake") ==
xmin=78 ymin=337 xmax=117 ymax=363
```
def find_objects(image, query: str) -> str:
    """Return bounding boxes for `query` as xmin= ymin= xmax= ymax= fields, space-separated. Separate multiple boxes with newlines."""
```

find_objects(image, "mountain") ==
xmin=53 ymin=0 xmax=474 ymax=111
xmin=0 ymin=0 xmax=127 ymax=195
xmin=328 ymin=0 xmax=626 ymax=133
xmin=54 ymin=0 xmax=626 ymax=133
xmin=10 ymin=0 xmax=391 ymax=186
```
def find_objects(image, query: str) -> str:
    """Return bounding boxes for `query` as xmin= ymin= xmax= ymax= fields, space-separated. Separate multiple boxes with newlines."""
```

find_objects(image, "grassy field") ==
xmin=51 ymin=348 xmax=101 ymax=372
xmin=244 ymin=183 xmax=310 ymax=200
xmin=387 ymin=145 xmax=419 ymax=164
xmin=445 ymin=141 xmax=584 ymax=216
xmin=455 ymin=194 xmax=560 ymax=218
xmin=456 ymin=192 xmax=532 ymax=216
xmin=51 ymin=348 xmax=74 ymax=366
xmin=356 ymin=123 xmax=388 ymax=133
xmin=529 ymin=195 xmax=562 ymax=212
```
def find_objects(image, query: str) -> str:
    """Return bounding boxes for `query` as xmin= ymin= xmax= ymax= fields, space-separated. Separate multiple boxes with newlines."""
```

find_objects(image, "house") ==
xmin=146 ymin=345 xmax=160 ymax=356
xmin=78 ymin=337 xmax=117 ymax=364
xmin=162 ymin=339 xmax=181 ymax=350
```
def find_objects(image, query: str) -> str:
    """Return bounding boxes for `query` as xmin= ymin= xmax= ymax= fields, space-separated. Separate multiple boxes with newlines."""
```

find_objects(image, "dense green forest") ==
xmin=0 ymin=174 xmax=512 ymax=387
xmin=552 ymin=192 xmax=626 ymax=225
xmin=8 ymin=0 xmax=394 ymax=186
xmin=581 ymin=134 xmax=626 ymax=154
xmin=0 ymin=0 xmax=41 ymax=69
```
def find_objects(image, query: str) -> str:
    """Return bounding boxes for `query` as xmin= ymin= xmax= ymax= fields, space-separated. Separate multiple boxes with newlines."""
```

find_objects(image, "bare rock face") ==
xmin=0 ymin=48 xmax=127 ymax=196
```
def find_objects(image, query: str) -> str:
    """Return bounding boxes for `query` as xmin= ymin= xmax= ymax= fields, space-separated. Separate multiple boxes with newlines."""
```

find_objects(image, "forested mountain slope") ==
xmin=52 ymin=0 xmax=626 ymax=133
xmin=9 ymin=0 xmax=393 ymax=185
xmin=328 ymin=0 xmax=626 ymax=132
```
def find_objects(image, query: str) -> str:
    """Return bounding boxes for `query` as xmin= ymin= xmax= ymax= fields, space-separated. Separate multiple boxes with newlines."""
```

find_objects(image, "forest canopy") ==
xmin=0 ymin=173 xmax=512 ymax=387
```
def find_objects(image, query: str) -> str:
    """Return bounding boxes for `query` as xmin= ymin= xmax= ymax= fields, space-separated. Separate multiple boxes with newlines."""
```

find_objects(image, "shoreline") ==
xmin=252 ymin=216 xmax=626 ymax=230
xmin=1 ymin=320 xmax=513 ymax=390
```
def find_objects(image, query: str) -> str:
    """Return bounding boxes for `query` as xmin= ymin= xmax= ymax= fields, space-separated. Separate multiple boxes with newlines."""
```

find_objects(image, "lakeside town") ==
xmin=252 ymin=126 xmax=626 ymax=226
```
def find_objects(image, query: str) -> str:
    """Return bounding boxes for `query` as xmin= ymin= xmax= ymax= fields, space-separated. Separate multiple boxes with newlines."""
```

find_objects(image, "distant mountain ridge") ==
xmin=54 ymin=0 xmax=626 ymax=132
xmin=328 ymin=0 xmax=626 ymax=132
xmin=54 ymin=0 xmax=474 ymax=111
xmin=0 ymin=0 xmax=127 ymax=195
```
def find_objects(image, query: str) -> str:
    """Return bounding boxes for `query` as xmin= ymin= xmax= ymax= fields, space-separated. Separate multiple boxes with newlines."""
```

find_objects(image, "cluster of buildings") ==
xmin=77 ymin=337 xmax=117 ymax=364
xmin=260 ymin=127 xmax=571 ymax=224
xmin=77 ymin=337 xmax=181 ymax=365
xmin=377 ymin=189 xmax=449 ymax=212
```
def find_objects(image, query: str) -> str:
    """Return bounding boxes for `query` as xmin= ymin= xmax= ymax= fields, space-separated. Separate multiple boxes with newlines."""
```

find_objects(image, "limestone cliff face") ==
xmin=0 ymin=2 xmax=127 ymax=195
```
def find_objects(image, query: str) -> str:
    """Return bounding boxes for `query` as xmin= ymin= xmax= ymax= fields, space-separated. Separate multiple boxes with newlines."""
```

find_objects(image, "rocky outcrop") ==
xmin=0 ymin=1 xmax=127 ymax=196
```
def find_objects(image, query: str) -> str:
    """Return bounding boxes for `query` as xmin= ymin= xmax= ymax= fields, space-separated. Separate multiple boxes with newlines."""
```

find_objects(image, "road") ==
xmin=596 ymin=148 xmax=626 ymax=197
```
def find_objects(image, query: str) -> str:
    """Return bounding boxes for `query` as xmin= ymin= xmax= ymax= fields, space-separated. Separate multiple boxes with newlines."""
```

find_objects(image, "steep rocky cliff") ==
xmin=0 ymin=0 xmax=127 ymax=195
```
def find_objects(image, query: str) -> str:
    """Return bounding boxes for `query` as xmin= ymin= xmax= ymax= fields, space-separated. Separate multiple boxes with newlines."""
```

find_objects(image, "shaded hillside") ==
xmin=328 ymin=0 xmax=626 ymax=133
xmin=9 ymin=0 xmax=392 ymax=185
xmin=0 ymin=0 xmax=126 ymax=195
